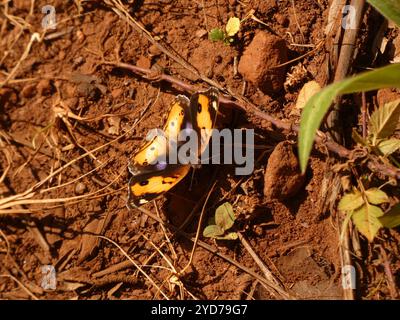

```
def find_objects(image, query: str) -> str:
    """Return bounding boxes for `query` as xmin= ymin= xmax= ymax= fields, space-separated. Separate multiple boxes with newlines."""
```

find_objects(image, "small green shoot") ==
xmin=209 ymin=17 xmax=240 ymax=45
xmin=203 ymin=202 xmax=238 ymax=240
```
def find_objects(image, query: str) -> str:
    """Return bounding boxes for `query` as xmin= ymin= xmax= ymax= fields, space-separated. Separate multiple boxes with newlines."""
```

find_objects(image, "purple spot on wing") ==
xmin=156 ymin=162 xmax=167 ymax=170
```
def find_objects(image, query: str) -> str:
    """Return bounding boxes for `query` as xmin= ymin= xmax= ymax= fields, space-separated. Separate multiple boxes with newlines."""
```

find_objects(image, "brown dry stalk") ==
xmin=102 ymin=60 xmax=400 ymax=180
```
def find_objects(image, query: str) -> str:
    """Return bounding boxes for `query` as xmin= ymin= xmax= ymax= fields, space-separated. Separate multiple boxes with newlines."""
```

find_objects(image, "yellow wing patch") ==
xmin=164 ymin=101 xmax=186 ymax=140
xmin=190 ymin=87 xmax=219 ymax=156
xmin=130 ymin=95 xmax=190 ymax=171
xmin=128 ymin=165 xmax=191 ymax=207
xmin=132 ymin=133 xmax=167 ymax=167
xmin=196 ymin=94 xmax=213 ymax=131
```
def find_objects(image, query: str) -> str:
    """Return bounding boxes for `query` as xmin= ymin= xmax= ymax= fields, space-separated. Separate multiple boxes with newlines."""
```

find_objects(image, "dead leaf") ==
xmin=296 ymin=81 xmax=321 ymax=110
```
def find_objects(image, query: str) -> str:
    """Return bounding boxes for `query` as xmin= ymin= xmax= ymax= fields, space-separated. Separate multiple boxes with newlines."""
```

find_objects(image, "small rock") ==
xmin=74 ymin=182 xmax=87 ymax=195
xmin=195 ymin=29 xmax=208 ymax=38
xmin=21 ymin=84 xmax=37 ymax=98
xmin=54 ymin=206 xmax=65 ymax=219
xmin=111 ymin=88 xmax=123 ymax=99
xmin=275 ymin=13 xmax=289 ymax=27
xmin=148 ymin=44 xmax=162 ymax=56
xmin=264 ymin=141 xmax=305 ymax=201
xmin=37 ymin=79 xmax=52 ymax=96
xmin=238 ymin=31 xmax=288 ymax=94
xmin=76 ymin=30 xmax=85 ymax=43
xmin=76 ymin=82 xmax=99 ymax=100
xmin=136 ymin=55 xmax=151 ymax=69
xmin=73 ymin=56 xmax=85 ymax=67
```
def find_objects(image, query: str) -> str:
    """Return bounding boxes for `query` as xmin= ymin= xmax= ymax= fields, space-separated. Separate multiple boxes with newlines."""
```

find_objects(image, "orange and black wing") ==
xmin=127 ymin=164 xmax=191 ymax=208
xmin=129 ymin=94 xmax=192 ymax=176
xmin=189 ymin=87 xmax=219 ymax=159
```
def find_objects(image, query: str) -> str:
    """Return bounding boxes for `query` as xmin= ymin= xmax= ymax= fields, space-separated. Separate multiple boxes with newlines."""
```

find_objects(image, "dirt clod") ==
xmin=238 ymin=31 xmax=287 ymax=94
xmin=264 ymin=141 xmax=305 ymax=201
xmin=37 ymin=79 xmax=53 ymax=96
xmin=74 ymin=182 xmax=87 ymax=195
xmin=21 ymin=84 xmax=37 ymax=98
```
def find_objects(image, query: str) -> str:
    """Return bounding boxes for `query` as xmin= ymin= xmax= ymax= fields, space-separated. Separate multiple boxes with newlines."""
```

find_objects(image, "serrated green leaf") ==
xmin=215 ymin=232 xmax=238 ymax=240
xmin=298 ymin=63 xmax=400 ymax=173
xmin=352 ymin=203 xmax=384 ymax=242
xmin=365 ymin=188 xmax=390 ymax=205
xmin=225 ymin=17 xmax=240 ymax=37
xmin=377 ymin=138 xmax=400 ymax=155
xmin=209 ymin=28 xmax=225 ymax=41
xmin=338 ymin=191 xmax=365 ymax=212
xmin=379 ymin=203 xmax=400 ymax=228
xmin=369 ymin=99 xmax=400 ymax=142
xmin=203 ymin=225 xmax=225 ymax=238
xmin=215 ymin=202 xmax=236 ymax=231
xmin=367 ymin=0 xmax=400 ymax=27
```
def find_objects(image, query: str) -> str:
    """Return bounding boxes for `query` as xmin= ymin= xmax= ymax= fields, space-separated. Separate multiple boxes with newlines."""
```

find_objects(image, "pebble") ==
xmin=238 ymin=31 xmax=288 ymax=94
xmin=264 ymin=141 xmax=305 ymax=201
xmin=74 ymin=182 xmax=87 ymax=195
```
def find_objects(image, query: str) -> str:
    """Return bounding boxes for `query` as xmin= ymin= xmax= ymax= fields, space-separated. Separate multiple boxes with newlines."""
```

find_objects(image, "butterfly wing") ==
xmin=129 ymin=95 xmax=191 ymax=176
xmin=189 ymin=87 xmax=219 ymax=158
xmin=127 ymin=88 xmax=219 ymax=208
xmin=127 ymin=164 xmax=191 ymax=207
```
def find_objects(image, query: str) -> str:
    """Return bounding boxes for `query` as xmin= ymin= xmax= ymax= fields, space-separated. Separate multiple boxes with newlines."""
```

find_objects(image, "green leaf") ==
xmin=215 ymin=232 xmax=238 ymax=240
xmin=367 ymin=0 xmax=400 ymax=27
xmin=369 ymin=99 xmax=400 ymax=142
xmin=209 ymin=28 xmax=225 ymax=42
xmin=338 ymin=191 xmax=365 ymax=212
xmin=225 ymin=17 xmax=240 ymax=37
xmin=377 ymin=138 xmax=400 ymax=156
xmin=352 ymin=203 xmax=384 ymax=242
xmin=215 ymin=202 xmax=236 ymax=231
xmin=298 ymin=63 xmax=400 ymax=173
xmin=365 ymin=188 xmax=390 ymax=205
xmin=203 ymin=225 xmax=225 ymax=238
xmin=379 ymin=203 xmax=400 ymax=228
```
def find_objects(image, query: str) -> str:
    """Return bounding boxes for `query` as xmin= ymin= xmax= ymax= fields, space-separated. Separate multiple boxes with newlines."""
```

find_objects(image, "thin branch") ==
xmin=101 ymin=60 xmax=400 ymax=180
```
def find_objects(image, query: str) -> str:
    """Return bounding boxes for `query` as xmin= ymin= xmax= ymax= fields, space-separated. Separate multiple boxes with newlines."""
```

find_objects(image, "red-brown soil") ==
xmin=0 ymin=0 xmax=399 ymax=300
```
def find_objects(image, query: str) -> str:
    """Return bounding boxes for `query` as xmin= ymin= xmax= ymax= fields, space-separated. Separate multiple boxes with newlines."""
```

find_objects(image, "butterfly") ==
xmin=127 ymin=87 xmax=219 ymax=208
